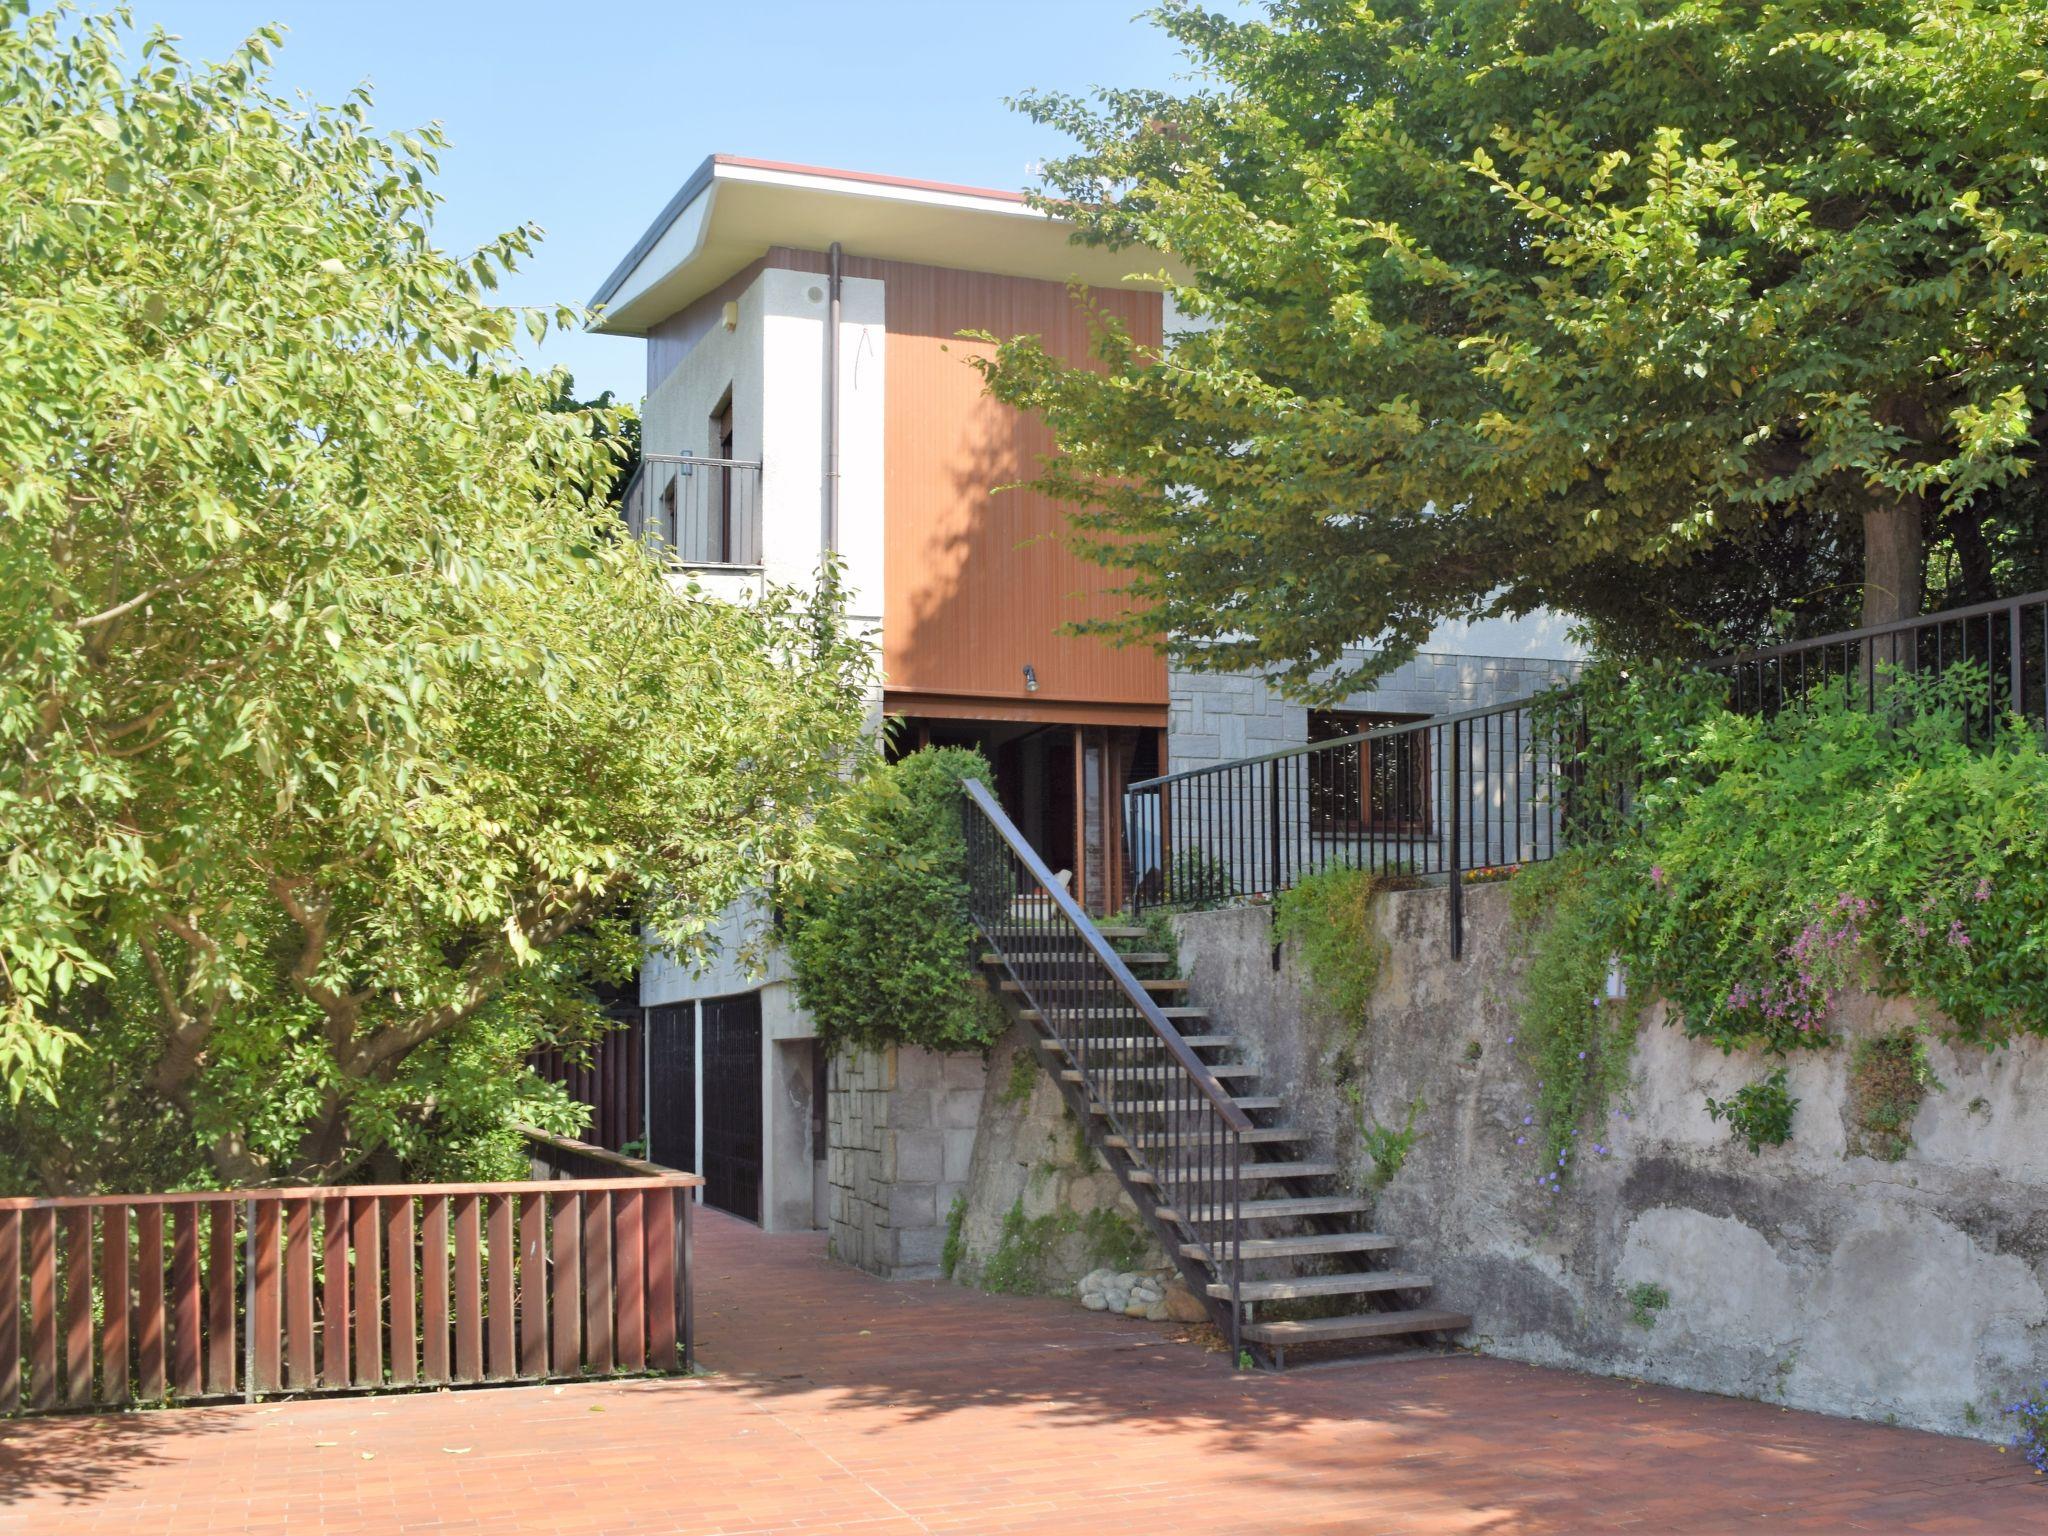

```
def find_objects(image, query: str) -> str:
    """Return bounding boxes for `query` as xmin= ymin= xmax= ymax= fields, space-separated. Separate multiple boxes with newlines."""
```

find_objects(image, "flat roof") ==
xmin=589 ymin=154 xmax=1173 ymax=336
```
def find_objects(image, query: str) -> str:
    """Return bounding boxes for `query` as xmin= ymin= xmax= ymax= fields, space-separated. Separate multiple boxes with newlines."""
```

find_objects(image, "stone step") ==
xmin=1242 ymin=1308 xmax=1471 ymax=1347
xmin=1077 ymin=1065 xmax=1257 ymax=1088
xmin=1238 ymin=1161 xmax=1339 ymax=1182
xmin=1093 ymin=1095 xmax=1281 ymax=1117
xmin=1021 ymin=1007 xmax=1211 ymax=1024
xmin=1096 ymin=925 xmax=1152 ymax=940
xmin=1110 ymin=1127 xmax=1308 ymax=1149
xmin=984 ymin=950 xmax=1173 ymax=967
xmin=1179 ymin=1194 xmax=1370 ymax=1223
xmin=1001 ymin=977 xmax=1189 ymax=996
xmin=1181 ymin=1231 xmax=1398 ymax=1263
xmin=1208 ymin=1270 xmax=1430 ymax=1302
xmin=1039 ymin=1033 xmax=1232 ymax=1053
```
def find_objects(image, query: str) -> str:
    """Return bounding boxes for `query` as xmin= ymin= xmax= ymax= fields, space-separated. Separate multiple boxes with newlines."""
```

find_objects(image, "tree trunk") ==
xmin=1861 ymin=493 xmax=1925 ymax=630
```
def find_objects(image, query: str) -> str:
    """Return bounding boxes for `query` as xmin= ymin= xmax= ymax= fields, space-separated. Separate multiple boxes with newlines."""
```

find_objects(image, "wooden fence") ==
xmin=0 ymin=1173 xmax=700 ymax=1417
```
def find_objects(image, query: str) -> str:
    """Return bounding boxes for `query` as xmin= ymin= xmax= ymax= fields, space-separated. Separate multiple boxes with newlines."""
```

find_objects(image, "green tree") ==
xmin=981 ymin=0 xmax=2048 ymax=692
xmin=0 ymin=9 xmax=872 ymax=1191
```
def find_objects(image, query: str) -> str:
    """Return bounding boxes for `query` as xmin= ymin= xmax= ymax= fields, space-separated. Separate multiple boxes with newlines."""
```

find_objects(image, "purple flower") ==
xmin=1649 ymin=864 xmax=1667 ymax=889
xmin=1974 ymin=877 xmax=1993 ymax=903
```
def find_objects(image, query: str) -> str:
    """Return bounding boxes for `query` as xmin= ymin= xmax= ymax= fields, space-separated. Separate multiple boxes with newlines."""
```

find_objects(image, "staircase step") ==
xmin=1096 ymin=925 xmax=1152 ymax=940
xmin=1111 ymin=1127 xmax=1307 ymax=1149
xmin=1085 ymin=1064 xmax=1257 ymax=1088
xmin=1181 ymin=1194 xmax=1370 ymax=1222
xmin=1239 ymin=1161 xmax=1338 ymax=1181
xmin=984 ymin=951 xmax=1173 ymax=967
xmin=1182 ymin=1230 xmax=1397 ymax=1262
xmin=1242 ymin=1308 xmax=1471 ymax=1346
xmin=1040 ymin=1033 xmax=1232 ymax=1052
xmin=1001 ymin=978 xmax=1188 ymax=995
xmin=1021 ymin=1007 xmax=1210 ymax=1024
xmin=1208 ymin=1270 xmax=1430 ymax=1302
xmin=1094 ymin=1095 xmax=1281 ymax=1116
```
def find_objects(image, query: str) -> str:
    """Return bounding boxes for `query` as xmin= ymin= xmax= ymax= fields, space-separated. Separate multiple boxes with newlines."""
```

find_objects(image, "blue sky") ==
xmin=100 ymin=1 xmax=1193 ymax=403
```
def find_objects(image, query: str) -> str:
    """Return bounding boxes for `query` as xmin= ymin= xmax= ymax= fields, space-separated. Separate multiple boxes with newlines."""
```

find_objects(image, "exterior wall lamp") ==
xmin=1022 ymin=664 xmax=1039 ymax=693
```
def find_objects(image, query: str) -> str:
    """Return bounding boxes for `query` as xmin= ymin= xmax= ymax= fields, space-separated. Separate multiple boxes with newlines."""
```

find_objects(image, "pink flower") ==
xmin=1973 ymin=877 xmax=1993 ymax=903
xmin=1649 ymin=864 xmax=1667 ymax=889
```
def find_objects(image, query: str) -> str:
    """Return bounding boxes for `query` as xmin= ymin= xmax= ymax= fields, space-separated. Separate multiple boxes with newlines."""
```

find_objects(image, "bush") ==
xmin=1274 ymin=864 xmax=1385 ymax=1027
xmin=1847 ymin=1031 xmax=1942 ymax=1162
xmin=1704 ymin=1068 xmax=1798 ymax=1154
xmin=780 ymin=748 xmax=1006 ymax=1054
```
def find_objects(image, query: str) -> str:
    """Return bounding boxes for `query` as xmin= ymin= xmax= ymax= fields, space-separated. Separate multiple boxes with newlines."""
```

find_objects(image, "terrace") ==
xmin=1 ymin=1206 xmax=2033 ymax=1535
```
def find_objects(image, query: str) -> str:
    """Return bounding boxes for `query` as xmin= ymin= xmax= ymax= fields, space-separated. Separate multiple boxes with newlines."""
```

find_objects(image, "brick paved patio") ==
xmin=1 ymin=1206 xmax=2037 ymax=1534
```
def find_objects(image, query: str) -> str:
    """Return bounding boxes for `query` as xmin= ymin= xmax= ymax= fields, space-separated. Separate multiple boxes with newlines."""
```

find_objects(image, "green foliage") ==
xmin=980 ymin=0 xmax=2048 ymax=691
xmin=1704 ymin=1069 xmax=1799 ymax=1155
xmin=979 ymin=1199 xmax=1150 ymax=1296
xmin=1507 ymin=854 xmax=1642 ymax=1183
xmin=1847 ymin=1031 xmax=1943 ymax=1162
xmin=1159 ymin=849 xmax=1237 ymax=911
xmin=1624 ymin=1282 xmax=1671 ymax=1330
xmin=0 ymin=11 xmax=872 ymax=1189
xmin=941 ymin=1194 xmax=967 ymax=1281
xmin=1000 ymin=1048 xmax=1039 ymax=1107
xmin=781 ymin=748 xmax=1005 ymax=1055
xmin=1359 ymin=1095 xmax=1424 ymax=1192
xmin=1274 ymin=865 xmax=1385 ymax=1027
xmin=1595 ymin=665 xmax=2048 ymax=1050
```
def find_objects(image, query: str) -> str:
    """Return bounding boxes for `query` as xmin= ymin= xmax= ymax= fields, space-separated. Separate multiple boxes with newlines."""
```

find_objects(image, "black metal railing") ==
xmin=1716 ymin=589 xmax=2048 ymax=735
xmin=1125 ymin=693 xmax=1587 ymax=953
xmin=960 ymin=779 xmax=1248 ymax=1363
xmin=1124 ymin=589 xmax=2048 ymax=948
xmin=622 ymin=453 xmax=763 ymax=567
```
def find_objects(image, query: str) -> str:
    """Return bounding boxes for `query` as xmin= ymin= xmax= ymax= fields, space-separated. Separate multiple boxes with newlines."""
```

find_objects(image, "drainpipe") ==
xmin=823 ymin=240 xmax=842 ymax=555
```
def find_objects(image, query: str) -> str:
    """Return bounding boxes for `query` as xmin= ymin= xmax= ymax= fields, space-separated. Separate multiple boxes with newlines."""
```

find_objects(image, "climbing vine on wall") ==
xmin=1273 ymin=864 xmax=1387 ymax=1031
xmin=1513 ymin=661 xmax=2048 ymax=1178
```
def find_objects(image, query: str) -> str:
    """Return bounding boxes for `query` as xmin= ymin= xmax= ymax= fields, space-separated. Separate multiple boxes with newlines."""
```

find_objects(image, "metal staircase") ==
xmin=961 ymin=779 xmax=1469 ymax=1369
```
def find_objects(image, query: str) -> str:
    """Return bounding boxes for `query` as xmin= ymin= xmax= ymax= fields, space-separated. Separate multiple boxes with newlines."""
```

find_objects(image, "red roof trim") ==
xmin=711 ymin=155 xmax=1031 ymax=206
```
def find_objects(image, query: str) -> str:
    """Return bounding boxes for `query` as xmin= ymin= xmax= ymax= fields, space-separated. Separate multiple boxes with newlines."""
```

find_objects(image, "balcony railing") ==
xmin=622 ymin=454 xmax=762 ymax=567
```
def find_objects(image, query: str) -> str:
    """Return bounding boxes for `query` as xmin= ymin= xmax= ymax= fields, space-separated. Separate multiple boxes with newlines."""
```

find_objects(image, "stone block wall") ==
xmin=826 ymin=1043 xmax=987 ymax=1280
xmin=1167 ymin=651 xmax=1583 ymax=775
xmin=1173 ymin=884 xmax=2048 ymax=1440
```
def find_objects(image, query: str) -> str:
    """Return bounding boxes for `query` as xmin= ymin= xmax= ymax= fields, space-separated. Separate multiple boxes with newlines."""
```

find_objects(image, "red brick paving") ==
xmin=1 ymin=1207 xmax=2037 ymax=1533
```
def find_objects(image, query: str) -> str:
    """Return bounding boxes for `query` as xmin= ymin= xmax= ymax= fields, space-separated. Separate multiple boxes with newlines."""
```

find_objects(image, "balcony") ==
xmin=622 ymin=454 xmax=763 ymax=568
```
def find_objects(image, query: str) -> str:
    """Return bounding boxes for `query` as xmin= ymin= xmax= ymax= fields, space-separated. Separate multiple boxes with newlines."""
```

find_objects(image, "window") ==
xmin=710 ymin=390 xmax=734 ymax=562
xmin=1307 ymin=710 xmax=1431 ymax=835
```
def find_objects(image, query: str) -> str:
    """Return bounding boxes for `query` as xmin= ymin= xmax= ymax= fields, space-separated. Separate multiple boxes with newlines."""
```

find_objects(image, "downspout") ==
xmin=823 ymin=240 xmax=842 ymax=555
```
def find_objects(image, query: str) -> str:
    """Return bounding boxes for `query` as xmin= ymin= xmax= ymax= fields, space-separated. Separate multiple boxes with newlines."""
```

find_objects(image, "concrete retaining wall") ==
xmin=1174 ymin=885 xmax=2048 ymax=1439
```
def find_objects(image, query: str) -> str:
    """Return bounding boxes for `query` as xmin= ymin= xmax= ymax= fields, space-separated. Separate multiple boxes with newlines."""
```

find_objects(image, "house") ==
xmin=582 ymin=155 xmax=1580 ymax=1255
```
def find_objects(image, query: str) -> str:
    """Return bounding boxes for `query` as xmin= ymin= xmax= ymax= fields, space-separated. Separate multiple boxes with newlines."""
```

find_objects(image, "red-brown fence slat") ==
xmin=250 ymin=1199 xmax=282 ymax=1394
xmin=0 ymin=1211 xmax=20 ymax=1414
xmin=101 ymin=1205 xmax=129 ymax=1406
xmin=421 ymin=1194 xmax=450 ymax=1384
xmin=581 ymin=1189 xmax=613 ymax=1373
xmin=206 ymin=1200 xmax=235 ymax=1396
xmin=645 ymin=1189 xmax=676 ymax=1371
xmin=614 ymin=1190 xmax=644 ymax=1373
xmin=550 ymin=1190 xmax=580 ymax=1377
xmin=26 ymin=1210 xmax=56 ymax=1413
xmin=61 ymin=1207 xmax=93 ymax=1409
xmin=517 ymin=1190 xmax=547 ymax=1378
xmin=321 ymin=1195 xmax=350 ymax=1389
xmin=135 ymin=1204 xmax=165 ymax=1400
xmin=485 ymin=1193 xmax=514 ymax=1380
xmin=350 ymin=1195 xmax=382 ymax=1388
xmin=385 ymin=1196 xmax=416 ymax=1386
xmin=170 ymin=1204 xmax=201 ymax=1399
xmin=453 ymin=1193 xmax=482 ymax=1382
xmin=284 ymin=1199 xmax=315 ymax=1390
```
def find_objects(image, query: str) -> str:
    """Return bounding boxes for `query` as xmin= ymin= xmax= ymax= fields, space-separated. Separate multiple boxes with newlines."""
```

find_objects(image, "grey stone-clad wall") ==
xmin=1167 ymin=651 xmax=1584 ymax=775
xmin=1172 ymin=887 xmax=2048 ymax=1441
xmin=827 ymin=1044 xmax=987 ymax=1280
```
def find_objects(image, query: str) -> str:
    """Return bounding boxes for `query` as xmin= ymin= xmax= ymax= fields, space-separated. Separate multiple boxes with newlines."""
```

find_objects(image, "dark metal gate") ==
xmin=700 ymin=992 xmax=763 ymax=1222
xmin=642 ymin=993 xmax=762 ymax=1223
xmin=646 ymin=1003 xmax=696 ymax=1175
